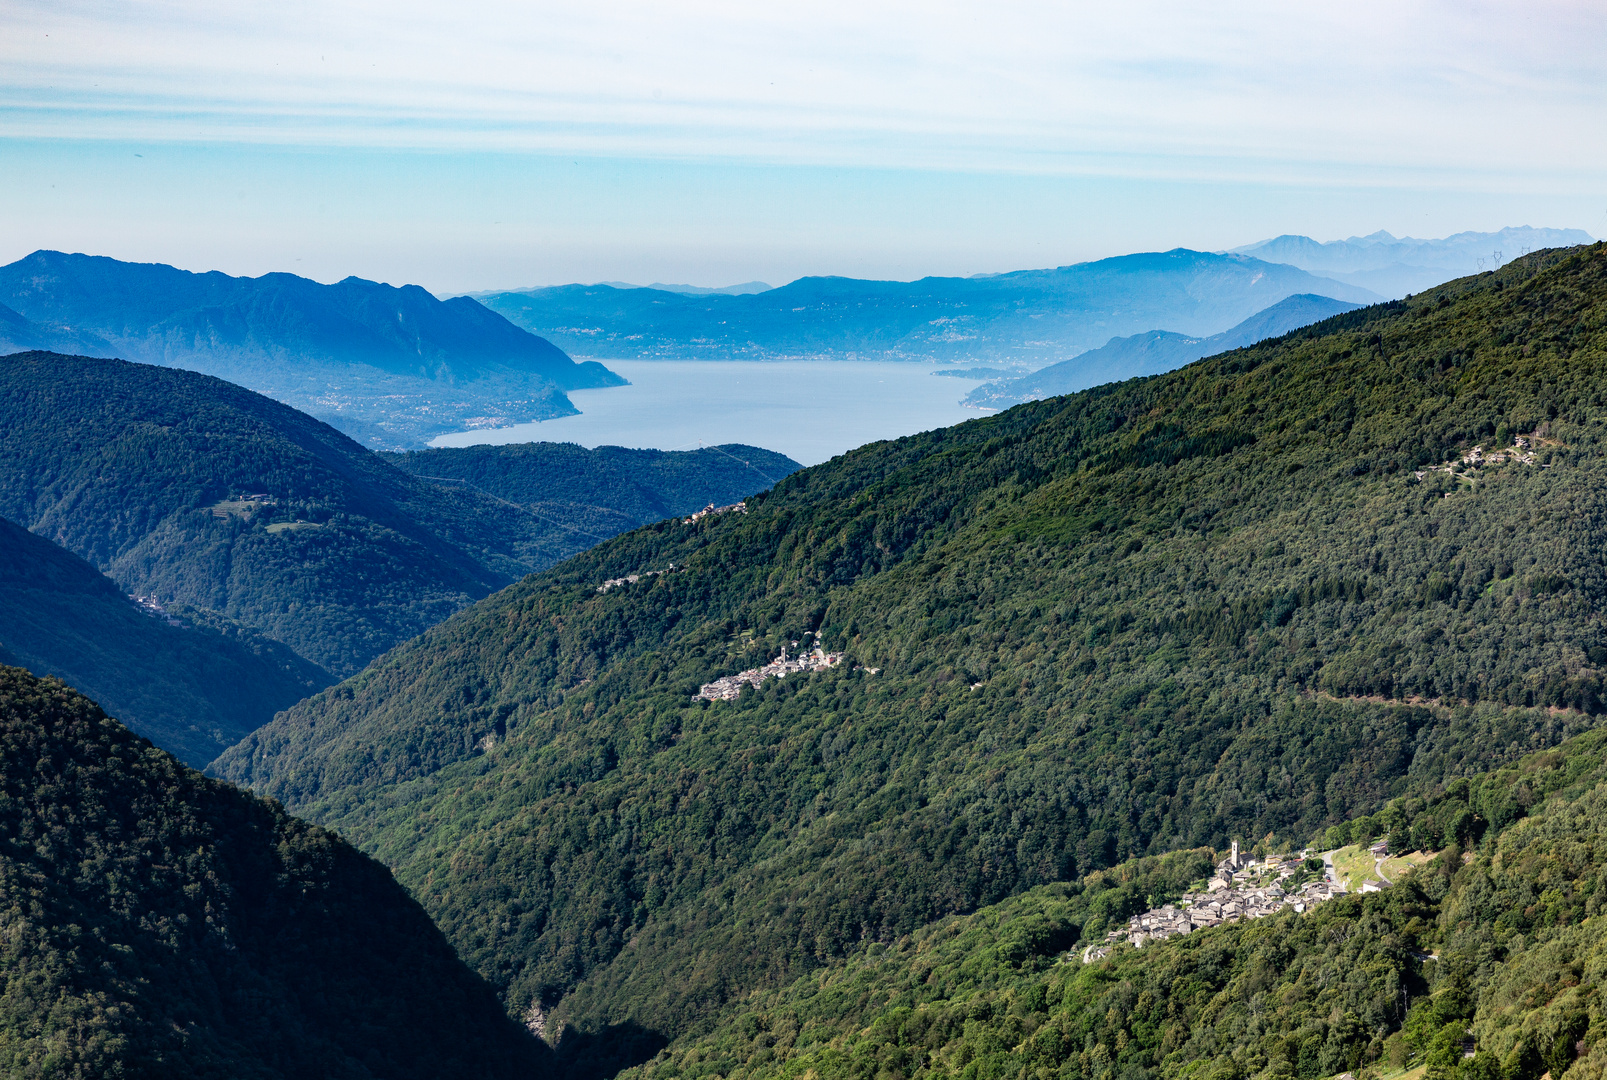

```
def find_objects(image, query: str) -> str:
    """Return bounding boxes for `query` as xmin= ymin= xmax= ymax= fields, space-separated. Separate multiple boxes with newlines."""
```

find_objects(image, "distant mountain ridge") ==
xmin=964 ymin=293 xmax=1363 ymax=409
xmin=480 ymin=249 xmax=1380 ymax=363
xmin=1230 ymin=226 xmax=1595 ymax=298
xmin=597 ymin=280 xmax=774 ymax=296
xmin=0 ymin=251 xmax=625 ymax=447
xmin=382 ymin=442 xmax=802 ymax=529
xmin=0 ymin=298 xmax=114 ymax=355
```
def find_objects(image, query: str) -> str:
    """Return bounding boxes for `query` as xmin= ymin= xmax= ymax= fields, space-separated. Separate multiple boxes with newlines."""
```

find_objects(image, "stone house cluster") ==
xmin=596 ymin=565 xmax=676 ymax=593
xmin=685 ymin=502 xmax=747 ymax=523
xmin=695 ymin=645 xmax=845 ymax=701
xmin=1412 ymin=434 xmax=1544 ymax=482
xmin=129 ymin=594 xmax=187 ymax=629
xmin=1082 ymin=842 xmax=1346 ymax=962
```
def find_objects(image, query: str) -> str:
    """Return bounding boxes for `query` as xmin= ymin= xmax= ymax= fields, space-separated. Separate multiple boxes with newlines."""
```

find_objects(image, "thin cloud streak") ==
xmin=4 ymin=0 xmax=1604 ymax=187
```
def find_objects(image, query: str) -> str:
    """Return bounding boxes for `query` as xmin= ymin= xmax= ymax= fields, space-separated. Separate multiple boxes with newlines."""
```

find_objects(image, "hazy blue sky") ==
xmin=3 ymin=1 xmax=1604 ymax=294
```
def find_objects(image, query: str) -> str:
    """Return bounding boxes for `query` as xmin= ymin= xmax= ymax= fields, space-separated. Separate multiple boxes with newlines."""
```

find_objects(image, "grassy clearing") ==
xmin=1331 ymin=844 xmax=1379 ymax=891
xmin=1372 ymin=1063 xmax=1429 ymax=1080
xmin=207 ymin=498 xmax=273 ymax=519
xmin=1380 ymin=850 xmax=1433 ymax=881
xmin=1331 ymin=845 xmax=1436 ymax=891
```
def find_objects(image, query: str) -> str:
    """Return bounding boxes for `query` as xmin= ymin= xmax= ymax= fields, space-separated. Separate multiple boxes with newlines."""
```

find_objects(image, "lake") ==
xmin=429 ymin=360 xmax=996 ymax=466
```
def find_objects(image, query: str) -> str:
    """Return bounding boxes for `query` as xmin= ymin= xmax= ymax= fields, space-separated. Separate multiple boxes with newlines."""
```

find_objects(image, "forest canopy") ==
xmin=0 ymin=664 xmax=548 ymax=1079
xmin=213 ymin=244 xmax=1607 ymax=1079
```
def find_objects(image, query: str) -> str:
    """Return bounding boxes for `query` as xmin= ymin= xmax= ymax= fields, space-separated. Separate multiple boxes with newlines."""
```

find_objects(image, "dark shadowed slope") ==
xmin=0 ymin=251 xmax=624 ymax=446
xmin=213 ymin=243 xmax=1607 ymax=1079
xmin=383 ymin=442 xmax=803 ymax=528
xmin=0 ymin=515 xmax=329 ymax=765
xmin=0 ymin=665 xmax=548 ymax=1079
xmin=965 ymin=293 xmax=1363 ymax=408
xmin=481 ymin=249 xmax=1378 ymax=363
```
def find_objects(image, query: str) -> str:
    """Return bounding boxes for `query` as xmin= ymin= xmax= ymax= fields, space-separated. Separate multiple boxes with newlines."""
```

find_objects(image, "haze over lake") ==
xmin=429 ymin=360 xmax=994 ymax=466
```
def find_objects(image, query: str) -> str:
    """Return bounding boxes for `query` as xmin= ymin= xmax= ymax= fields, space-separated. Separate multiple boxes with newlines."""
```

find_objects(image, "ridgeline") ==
xmin=382 ymin=442 xmax=802 ymax=533
xmin=0 ymin=250 xmax=625 ymax=446
xmin=214 ymin=242 xmax=1607 ymax=1079
xmin=481 ymin=250 xmax=1379 ymax=364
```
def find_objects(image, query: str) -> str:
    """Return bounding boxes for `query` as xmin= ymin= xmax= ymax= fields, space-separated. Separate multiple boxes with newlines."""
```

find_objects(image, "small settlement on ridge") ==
xmin=1082 ymin=841 xmax=1349 ymax=962
xmin=696 ymin=643 xmax=845 ymax=701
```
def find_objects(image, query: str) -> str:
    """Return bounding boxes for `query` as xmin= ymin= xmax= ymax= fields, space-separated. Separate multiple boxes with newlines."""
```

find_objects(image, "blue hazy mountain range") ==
xmin=963 ymin=293 xmax=1363 ymax=409
xmin=0 ymin=251 xmax=625 ymax=448
xmin=478 ymin=249 xmax=1382 ymax=363
xmin=1229 ymin=226 xmax=1596 ymax=298
xmin=601 ymin=280 xmax=774 ymax=296
xmin=0 ymin=298 xmax=115 ymax=356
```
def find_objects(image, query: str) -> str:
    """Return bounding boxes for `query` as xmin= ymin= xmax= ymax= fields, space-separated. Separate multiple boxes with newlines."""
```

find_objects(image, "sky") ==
xmin=2 ymin=0 xmax=1604 ymax=295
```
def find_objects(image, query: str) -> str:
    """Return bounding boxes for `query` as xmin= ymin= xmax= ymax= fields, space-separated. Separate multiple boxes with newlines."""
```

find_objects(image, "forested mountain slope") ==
xmin=0 ymin=355 xmax=795 ymax=683
xmin=0 ymin=352 xmax=645 ymax=675
xmin=0 ymin=665 xmax=547 ymax=1079
xmin=216 ymin=244 xmax=1607 ymax=1078
xmin=624 ymin=726 xmax=1607 ymax=1080
xmin=0 ymin=515 xmax=329 ymax=765
xmin=0 ymin=251 xmax=624 ymax=445
xmin=383 ymin=442 xmax=802 ymax=528
xmin=482 ymin=250 xmax=1377 ymax=363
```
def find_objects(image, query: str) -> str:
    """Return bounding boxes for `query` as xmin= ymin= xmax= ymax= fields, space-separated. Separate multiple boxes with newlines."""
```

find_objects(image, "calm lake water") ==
xmin=430 ymin=360 xmax=995 ymax=466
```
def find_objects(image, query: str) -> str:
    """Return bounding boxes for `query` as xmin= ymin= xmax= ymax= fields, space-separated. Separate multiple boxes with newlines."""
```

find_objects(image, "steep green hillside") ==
xmin=383 ymin=442 xmax=802 ymax=528
xmin=622 ymin=728 xmax=1607 ymax=1080
xmin=0 ymin=664 xmax=546 ymax=1079
xmin=0 ymin=353 xmax=765 ymax=677
xmin=216 ymin=244 xmax=1607 ymax=1075
xmin=0 ymin=351 xmax=574 ymax=675
xmin=0 ymin=515 xmax=329 ymax=765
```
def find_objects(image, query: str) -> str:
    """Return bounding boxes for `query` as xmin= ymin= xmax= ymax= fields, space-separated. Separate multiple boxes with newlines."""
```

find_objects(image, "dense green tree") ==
xmin=620 ymin=729 xmax=1607 ymax=1080
xmin=0 ymin=664 xmax=549 ymax=1079
xmin=382 ymin=441 xmax=801 ymax=531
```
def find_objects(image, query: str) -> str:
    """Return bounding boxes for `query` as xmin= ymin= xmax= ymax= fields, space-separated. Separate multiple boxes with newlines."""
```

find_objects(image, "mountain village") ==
xmin=696 ymin=642 xmax=846 ymax=701
xmin=1082 ymin=841 xmax=1354 ymax=962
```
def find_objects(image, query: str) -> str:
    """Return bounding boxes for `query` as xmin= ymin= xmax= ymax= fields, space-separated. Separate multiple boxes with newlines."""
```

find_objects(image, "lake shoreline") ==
xmin=430 ymin=359 xmax=995 ymax=466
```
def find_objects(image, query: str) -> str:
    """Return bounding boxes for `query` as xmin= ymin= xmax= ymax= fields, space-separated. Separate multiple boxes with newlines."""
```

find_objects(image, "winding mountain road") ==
xmin=1322 ymin=851 xmax=1347 ymax=892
